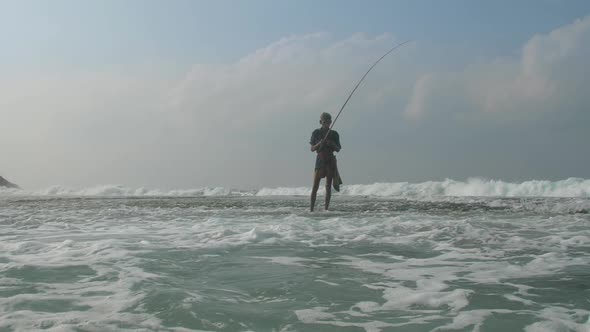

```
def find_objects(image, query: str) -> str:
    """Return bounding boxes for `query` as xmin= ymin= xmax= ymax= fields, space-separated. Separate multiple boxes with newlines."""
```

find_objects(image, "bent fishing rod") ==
xmin=323 ymin=40 xmax=412 ymax=141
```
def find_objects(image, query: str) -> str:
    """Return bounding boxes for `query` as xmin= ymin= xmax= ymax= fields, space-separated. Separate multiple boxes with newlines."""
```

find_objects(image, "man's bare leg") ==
xmin=325 ymin=169 xmax=334 ymax=211
xmin=310 ymin=170 xmax=322 ymax=212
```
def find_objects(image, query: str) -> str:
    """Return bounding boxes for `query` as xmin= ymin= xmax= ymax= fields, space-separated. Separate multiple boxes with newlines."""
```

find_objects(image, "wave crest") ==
xmin=1 ymin=178 xmax=589 ymax=198
xmin=1 ymin=185 xmax=233 ymax=197
xmin=257 ymin=178 xmax=590 ymax=198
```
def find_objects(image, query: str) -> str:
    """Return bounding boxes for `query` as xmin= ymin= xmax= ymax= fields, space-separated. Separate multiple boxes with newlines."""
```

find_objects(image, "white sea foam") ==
xmin=0 ymin=184 xmax=234 ymax=197
xmin=259 ymin=177 xmax=590 ymax=198
xmin=1 ymin=178 xmax=589 ymax=198
xmin=1 ymin=193 xmax=589 ymax=331
xmin=433 ymin=309 xmax=514 ymax=331
xmin=525 ymin=307 xmax=590 ymax=332
xmin=0 ymin=187 xmax=590 ymax=332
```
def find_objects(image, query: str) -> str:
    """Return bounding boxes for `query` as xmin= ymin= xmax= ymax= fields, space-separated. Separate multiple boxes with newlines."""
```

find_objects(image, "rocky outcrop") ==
xmin=0 ymin=176 xmax=19 ymax=188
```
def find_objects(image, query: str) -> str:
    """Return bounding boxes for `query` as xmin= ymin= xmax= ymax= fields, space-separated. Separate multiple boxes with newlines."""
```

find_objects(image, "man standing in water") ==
xmin=309 ymin=112 xmax=342 ymax=212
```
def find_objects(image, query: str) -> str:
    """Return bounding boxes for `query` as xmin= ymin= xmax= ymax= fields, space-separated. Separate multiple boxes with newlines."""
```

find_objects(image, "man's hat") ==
xmin=320 ymin=112 xmax=332 ymax=121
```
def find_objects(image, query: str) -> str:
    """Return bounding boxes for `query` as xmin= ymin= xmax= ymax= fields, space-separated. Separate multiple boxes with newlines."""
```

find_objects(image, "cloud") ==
xmin=404 ymin=15 xmax=590 ymax=118
xmin=164 ymin=32 xmax=408 ymax=132
xmin=2 ymin=16 xmax=590 ymax=188
xmin=1 ymin=33 xmax=412 ymax=188
xmin=404 ymin=74 xmax=433 ymax=119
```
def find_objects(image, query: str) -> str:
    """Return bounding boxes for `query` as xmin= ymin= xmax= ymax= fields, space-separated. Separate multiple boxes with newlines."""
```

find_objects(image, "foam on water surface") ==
xmin=0 ymin=195 xmax=589 ymax=331
xmin=2 ymin=177 xmax=590 ymax=199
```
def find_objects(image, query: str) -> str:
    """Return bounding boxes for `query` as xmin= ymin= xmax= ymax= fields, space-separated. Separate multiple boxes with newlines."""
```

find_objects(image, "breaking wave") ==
xmin=1 ymin=178 xmax=589 ymax=198
xmin=0 ymin=185 xmax=234 ymax=197
xmin=257 ymin=178 xmax=590 ymax=198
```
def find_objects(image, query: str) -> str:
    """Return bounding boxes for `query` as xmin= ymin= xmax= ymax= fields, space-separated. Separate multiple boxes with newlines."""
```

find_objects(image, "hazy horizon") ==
xmin=2 ymin=0 xmax=590 ymax=190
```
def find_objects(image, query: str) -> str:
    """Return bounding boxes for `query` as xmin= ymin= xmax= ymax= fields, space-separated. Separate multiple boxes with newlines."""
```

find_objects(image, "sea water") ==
xmin=1 ymin=179 xmax=589 ymax=331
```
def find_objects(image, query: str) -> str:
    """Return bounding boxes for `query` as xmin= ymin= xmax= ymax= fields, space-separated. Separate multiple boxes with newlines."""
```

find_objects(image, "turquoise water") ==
xmin=1 ymin=196 xmax=589 ymax=331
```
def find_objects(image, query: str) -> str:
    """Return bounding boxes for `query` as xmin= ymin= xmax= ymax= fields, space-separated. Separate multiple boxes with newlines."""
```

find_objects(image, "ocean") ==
xmin=1 ymin=178 xmax=589 ymax=331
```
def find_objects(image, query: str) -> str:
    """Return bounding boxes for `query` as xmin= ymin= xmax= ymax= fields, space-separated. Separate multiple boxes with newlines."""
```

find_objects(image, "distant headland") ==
xmin=0 ymin=176 xmax=19 ymax=188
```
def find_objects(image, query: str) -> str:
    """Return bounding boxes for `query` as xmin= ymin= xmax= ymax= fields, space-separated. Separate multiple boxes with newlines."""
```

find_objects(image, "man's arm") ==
xmin=311 ymin=143 xmax=319 ymax=152
xmin=311 ymin=140 xmax=326 ymax=152
xmin=327 ymin=132 xmax=341 ymax=152
xmin=310 ymin=130 xmax=324 ymax=152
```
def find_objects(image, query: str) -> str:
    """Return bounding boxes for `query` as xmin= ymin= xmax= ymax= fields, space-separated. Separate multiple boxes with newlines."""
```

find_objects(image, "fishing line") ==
xmin=323 ymin=40 xmax=412 ymax=140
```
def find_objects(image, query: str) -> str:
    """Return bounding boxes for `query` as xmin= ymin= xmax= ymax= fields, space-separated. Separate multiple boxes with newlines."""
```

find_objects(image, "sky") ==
xmin=1 ymin=0 xmax=589 ymax=190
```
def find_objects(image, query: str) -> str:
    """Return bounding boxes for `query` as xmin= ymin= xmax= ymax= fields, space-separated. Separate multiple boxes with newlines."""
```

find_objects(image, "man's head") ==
xmin=320 ymin=112 xmax=332 ymax=128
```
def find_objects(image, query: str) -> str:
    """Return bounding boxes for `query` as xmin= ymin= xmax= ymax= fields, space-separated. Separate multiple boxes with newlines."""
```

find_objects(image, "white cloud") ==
xmin=404 ymin=15 xmax=590 ymax=117
xmin=1 ymin=33 xmax=411 ymax=188
xmin=165 ymin=33 xmax=406 ymax=131
xmin=2 ymin=16 xmax=590 ymax=188
xmin=404 ymin=74 xmax=433 ymax=119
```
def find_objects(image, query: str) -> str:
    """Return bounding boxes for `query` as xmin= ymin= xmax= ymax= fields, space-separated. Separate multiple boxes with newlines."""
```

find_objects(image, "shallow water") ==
xmin=1 ymin=195 xmax=589 ymax=331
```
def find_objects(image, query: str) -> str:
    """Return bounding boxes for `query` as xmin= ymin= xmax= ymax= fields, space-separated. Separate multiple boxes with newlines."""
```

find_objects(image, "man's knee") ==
xmin=312 ymin=179 xmax=321 ymax=190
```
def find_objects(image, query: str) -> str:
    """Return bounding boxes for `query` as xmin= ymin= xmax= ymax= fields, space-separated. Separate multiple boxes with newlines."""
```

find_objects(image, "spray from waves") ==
xmin=1 ymin=178 xmax=589 ymax=198
xmin=347 ymin=177 xmax=590 ymax=197
xmin=0 ymin=185 xmax=238 ymax=197
xmin=257 ymin=178 xmax=590 ymax=198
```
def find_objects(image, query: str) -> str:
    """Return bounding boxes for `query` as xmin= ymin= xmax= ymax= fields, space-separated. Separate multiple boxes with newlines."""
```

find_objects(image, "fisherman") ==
xmin=309 ymin=112 xmax=342 ymax=212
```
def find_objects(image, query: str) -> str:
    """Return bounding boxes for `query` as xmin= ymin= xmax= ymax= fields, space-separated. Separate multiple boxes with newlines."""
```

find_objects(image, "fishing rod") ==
xmin=323 ymin=40 xmax=412 ymax=141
